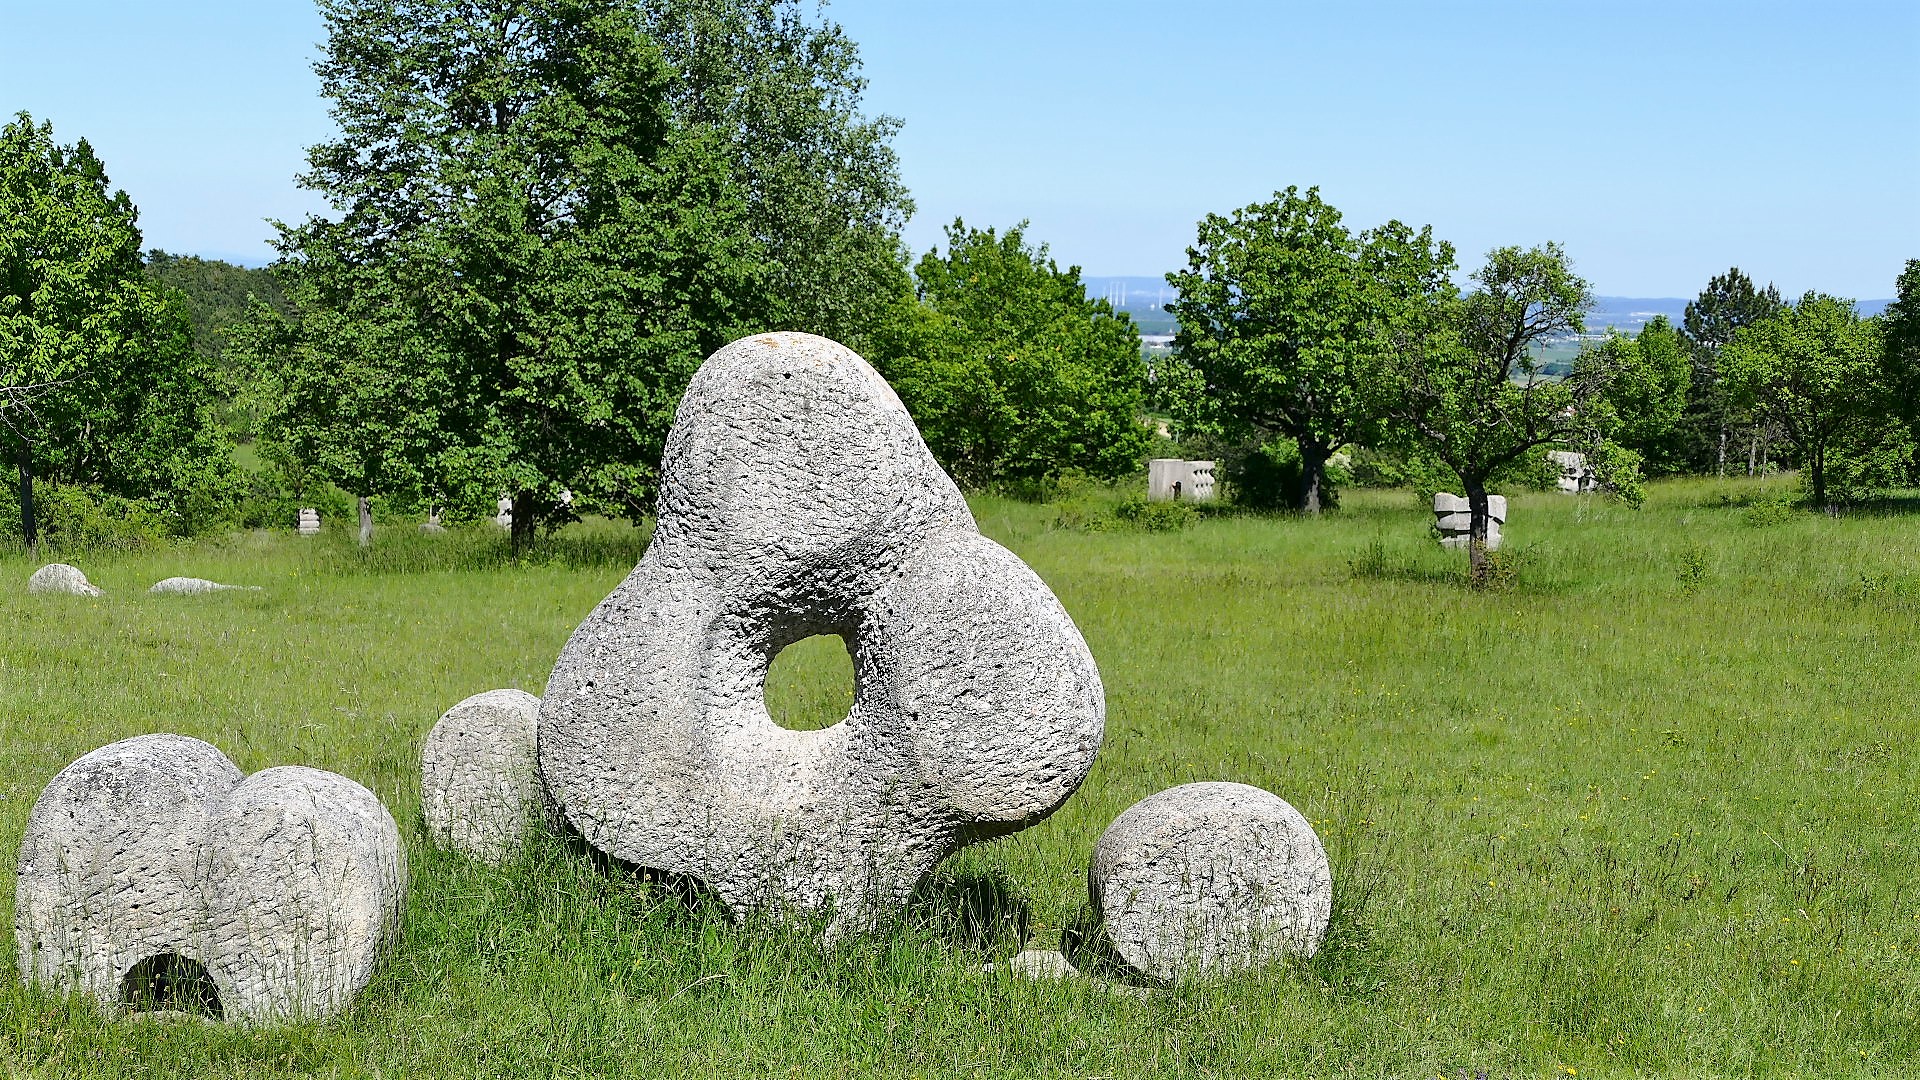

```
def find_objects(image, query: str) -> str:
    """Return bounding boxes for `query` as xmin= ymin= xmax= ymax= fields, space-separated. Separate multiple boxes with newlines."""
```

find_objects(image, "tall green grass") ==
xmin=1 ymin=478 xmax=1916 ymax=1078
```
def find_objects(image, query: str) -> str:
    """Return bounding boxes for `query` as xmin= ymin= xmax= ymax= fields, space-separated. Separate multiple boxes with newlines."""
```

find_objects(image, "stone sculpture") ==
xmin=1147 ymin=458 xmax=1217 ymax=502
xmin=26 ymin=564 xmax=103 ymax=596
xmin=16 ymin=734 xmax=406 ymax=1022
xmin=1087 ymin=782 xmax=1330 ymax=983
xmin=1547 ymin=450 xmax=1596 ymax=493
xmin=422 ymin=689 xmax=542 ymax=863
xmin=296 ymin=508 xmax=320 ymax=535
xmin=1434 ymin=492 xmax=1507 ymax=550
xmin=538 ymin=332 xmax=1105 ymax=932
xmin=148 ymin=577 xmax=259 ymax=595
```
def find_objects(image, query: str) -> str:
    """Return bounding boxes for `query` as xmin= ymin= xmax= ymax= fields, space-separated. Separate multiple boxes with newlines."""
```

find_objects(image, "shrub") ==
xmin=0 ymin=482 xmax=169 ymax=552
xmin=1112 ymin=497 xmax=1196 ymax=532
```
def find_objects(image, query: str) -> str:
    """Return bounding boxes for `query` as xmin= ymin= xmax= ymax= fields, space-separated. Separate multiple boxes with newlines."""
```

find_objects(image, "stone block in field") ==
xmin=296 ymin=508 xmax=320 ymax=535
xmin=1088 ymin=782 xmax=1330 ymax=983
xmin=149 ymin=577 xmax=259 ymax=595
xmin=15 ymin=734 xmax=406 ymax=1022
xmin=1147 ymin=458 xmax=1217 ymax=502
xmin=26 ymin=564 xmax=103 ymax=596
xmin=538 ymin=332 xmax=1105 ymax=933
xmin=1434 ymin=492 xmax=1505 ymax=550
xmin=1548 ymin=450 xmax=1595 ymax=493
xmin=422 ymin=689 xmax=542 ymax=863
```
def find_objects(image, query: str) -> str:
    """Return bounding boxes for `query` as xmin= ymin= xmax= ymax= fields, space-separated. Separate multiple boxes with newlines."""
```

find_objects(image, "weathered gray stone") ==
xmin=539 ymin=332 xmax=1105 ymax=933
xmin=1147 ymin=459 xmax=1217 ymax=502
xmin=422 ymin=689 xmax=542 ymax=863
xmin=1088 ymin=782 xmax=1331 ymax=983
xmin=1007 ymin=948 xmax=1077 ymax=980
xmin=148 ymin=578 xmax=259 ymax=595
xmin=26 ymin=563 xmax=103 ymax=596
xmin=15 ymin=735 xmax=406 ymax=1022
xmin=1434 ymin=493 xmax=1505 ymax=550
xmin=296 ymin=508 xmax=320 ymax=536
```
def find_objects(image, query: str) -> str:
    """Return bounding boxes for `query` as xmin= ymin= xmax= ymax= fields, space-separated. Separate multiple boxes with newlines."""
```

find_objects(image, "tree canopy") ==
xmin=1371 ymin=243 xmax=1628 ymax=579
xmin=1721 ymin=292 xmax=1890 ymax=507
xmin=870 ymin=220 xmax=1149 ymax=489
xmin=1164 ymin=187 xmax=1456 ymax=512
xmin=0 ymin=112 xmax=229 ymax=544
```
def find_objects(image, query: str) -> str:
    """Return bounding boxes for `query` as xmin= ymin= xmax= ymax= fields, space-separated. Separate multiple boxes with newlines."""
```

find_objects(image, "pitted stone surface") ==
xmin=27 ymin=564 xmax=103 ymax=596
xmin=539 ymin=332 xmax=1105 ymax=931
xmin=149 ymin=578 xmax=259 ymax=595
xmin=422 ymin=689 xmax=542 ymax=863
xmin=15 ymin=735 xmax=406 ymax=1022
xmin=1089 ymin=782 xmax=1331 ymax=983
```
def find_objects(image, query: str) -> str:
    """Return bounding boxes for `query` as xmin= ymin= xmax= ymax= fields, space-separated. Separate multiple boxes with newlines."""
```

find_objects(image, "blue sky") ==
xmin=2 ymin=1 xmax=1914 ymax=297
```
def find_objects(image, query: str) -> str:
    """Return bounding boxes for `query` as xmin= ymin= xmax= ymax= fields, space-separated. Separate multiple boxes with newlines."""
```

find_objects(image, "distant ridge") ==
xmin=1082 ymin=277 xmax=1893 ymax=333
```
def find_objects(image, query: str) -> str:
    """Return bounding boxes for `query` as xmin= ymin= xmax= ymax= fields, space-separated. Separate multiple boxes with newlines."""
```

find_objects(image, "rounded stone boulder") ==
xmin=27 ymin=563 xmax=103 ymax=596
xmin=15 ymin=735 xmax=406 ymax=1022
xmin=1088 ymin=782 xmax=1331 ymax=983
xmin=421 ymin=689 xmax=542 ymax=863
xmin=539 ymin=332 xmax=1105 ymax=933
xmin=149 ymin=577 xmax=258 ymax=595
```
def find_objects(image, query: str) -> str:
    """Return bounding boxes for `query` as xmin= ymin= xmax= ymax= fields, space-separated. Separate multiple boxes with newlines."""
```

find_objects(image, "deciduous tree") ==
xmin=0 ymin=112 xmax=228 ymax=549
xmin=1165 ymin=187 xmax=1455 ymax=512
xmin=1374 ymin=244 xmax=1632 ymax=581
xmin=267 ymin=0 xmax=763 ymax=549
xmin=871 ymin=220 xmax=1149 ymax=488
xmin=1721 ymin=292 xmax=1888 ymax=508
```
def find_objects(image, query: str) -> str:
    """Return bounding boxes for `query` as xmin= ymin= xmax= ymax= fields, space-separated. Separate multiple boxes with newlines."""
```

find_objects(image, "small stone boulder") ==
xmin=148 ymin=578 xmax=259 ymax=595
xmin=421 ymin=689 xmax=542 ymax=863
xmin=15 ymin=734 xmax=406 ymax=1022
xmin=1088 ymin=782 xmax=1331 ymax=983
xmin=26 ymin=564 xmax=103 ymax=596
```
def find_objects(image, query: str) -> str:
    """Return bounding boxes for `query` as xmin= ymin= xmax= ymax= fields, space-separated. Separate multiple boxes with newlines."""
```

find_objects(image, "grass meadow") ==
xmin=0 ymin=476 xmax=1915 ymax=1078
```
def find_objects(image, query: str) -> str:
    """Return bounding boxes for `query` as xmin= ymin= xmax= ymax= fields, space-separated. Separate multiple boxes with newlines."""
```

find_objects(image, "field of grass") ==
xmin=1 ymin=476 xmax=1916 ymax=1078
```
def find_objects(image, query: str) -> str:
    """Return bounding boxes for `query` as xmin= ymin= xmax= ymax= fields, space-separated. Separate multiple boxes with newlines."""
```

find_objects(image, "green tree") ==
xmin=871 ymin=220 xmax=1149 ymax=488
xmin=1374 ymin=243 xmax=1630 ymax=581
xmin=1721 ymin=293 xmax=1889 ymax=508
xmin=0 ymin=112 xmax=229 ymax=549
xmin=1587 ymin=315 xmax=1692 ymax=472
xmin=1165 ymin=187 xmax=1456 ymax=512
xmin=1681 ymin=267 xmax=1784 ymax=475
xmin=268 ymin=0 xmax=763 ymax=549
xmin=639 ymin=0 xmax=914 ymax=347
xmin=1879 ymin=259 xmax=1920 ymax=448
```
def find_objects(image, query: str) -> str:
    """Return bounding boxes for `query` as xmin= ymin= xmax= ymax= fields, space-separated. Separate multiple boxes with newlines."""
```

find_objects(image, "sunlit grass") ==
xmin=1 ymin=476 xmax=1915 ymax=1077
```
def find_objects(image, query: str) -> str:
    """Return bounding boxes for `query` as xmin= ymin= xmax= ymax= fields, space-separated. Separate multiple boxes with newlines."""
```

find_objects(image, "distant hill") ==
xmin=1085 ymin=278 xmax=1893 ymax=345
xmin=144 ymin=250 xmax=288 ymax=371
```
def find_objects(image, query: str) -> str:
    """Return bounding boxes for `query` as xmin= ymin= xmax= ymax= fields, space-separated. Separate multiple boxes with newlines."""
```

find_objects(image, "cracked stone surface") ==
xmin=149 ymin=578 xmax=259 ymax=595
xmin=538 ymin=331 xmax=1105 ymax=932
xmin=422 ymin=689 xmax=542 ymax=864
xmin=27 ymin=564 xmax=103 ymax=596
xmin=15 ymin=734 xmax=406 ymax=1022
xmin=1089 ymin=782 xmax=1331 ymax=983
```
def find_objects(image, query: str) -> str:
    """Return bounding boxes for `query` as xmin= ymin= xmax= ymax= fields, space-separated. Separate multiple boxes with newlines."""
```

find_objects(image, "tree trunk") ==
xmin=1299 ymin=441 xmax=1331 ymax=515
xmin=1747 ymin=429 xmax=1759 ymax=476
xmin=16 ymin=442 xmax=37 ymax=558
xmin=1808 ymin=446 xmax=1827 ymax=511
xmin=357 ymin=495 xmax=374 ymax=547
xmin=1716 ymin=426 xmax=1727 ymax=477
xmin=511 ymin=489 xmax=536 ymax=558
xmin=1465 ymin=477 xmax=1491 ymax=583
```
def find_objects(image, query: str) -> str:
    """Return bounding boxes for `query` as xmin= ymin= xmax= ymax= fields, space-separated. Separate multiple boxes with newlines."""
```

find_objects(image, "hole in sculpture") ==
xmin=120 ymin=953 xmax=223 ymax=1018
xmin=764 ymin=634 xmax=855 ymax=732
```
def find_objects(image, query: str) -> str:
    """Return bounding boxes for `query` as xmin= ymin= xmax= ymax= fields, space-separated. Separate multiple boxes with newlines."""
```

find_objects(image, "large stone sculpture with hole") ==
xmin=15 ymin=734 xmax=406 ymax=1022
xmin=1087 ymin=782 xmax=1331 ymax=983
xmin=538 ymin=332 xmax=1105 ymax=932
xmin=422 ymin=689 xmax=543 ymax=864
